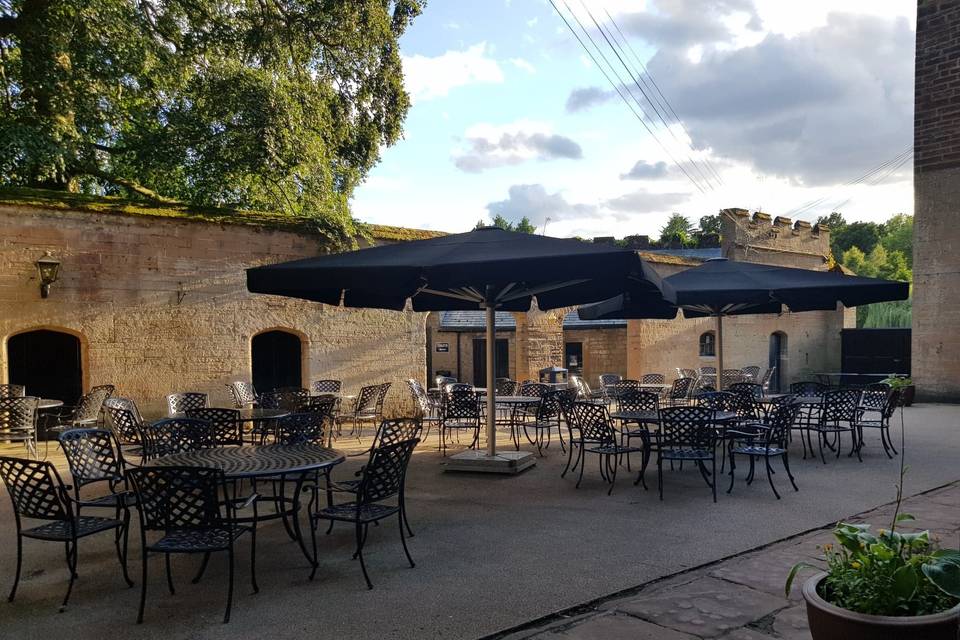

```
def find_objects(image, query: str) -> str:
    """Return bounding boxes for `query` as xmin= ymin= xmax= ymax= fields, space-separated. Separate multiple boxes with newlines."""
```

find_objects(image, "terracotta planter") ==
xmin=803 ymin=572 xmax=960 ymax=640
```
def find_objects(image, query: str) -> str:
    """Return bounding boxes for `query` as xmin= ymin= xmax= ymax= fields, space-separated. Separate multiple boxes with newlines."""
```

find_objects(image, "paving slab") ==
xmin=611 ymin=576 xmax=785 ymax=638
xmin=531 ymin=612 xmax=698 ymax=639
xmin=707 ymin=548 xmax=807 ymax=600
xmin=771 ymin=605 xmax=813 ymax=640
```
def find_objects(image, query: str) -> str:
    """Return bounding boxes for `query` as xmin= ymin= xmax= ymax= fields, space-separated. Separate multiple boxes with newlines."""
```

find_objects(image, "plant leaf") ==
xmin=892 ymin=564 xmax=919 ymax=599
xmin=895 ymin=513 xmax=916 ymax=522
xmin=785 ymin=562 xmax=819 ymax=598
xmin=922 ymin=558 xmax=960 ymax=597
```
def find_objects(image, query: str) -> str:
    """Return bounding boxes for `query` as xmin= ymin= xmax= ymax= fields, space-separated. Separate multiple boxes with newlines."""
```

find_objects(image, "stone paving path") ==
xmin=489 ymin=481 xmax=960 ymax=640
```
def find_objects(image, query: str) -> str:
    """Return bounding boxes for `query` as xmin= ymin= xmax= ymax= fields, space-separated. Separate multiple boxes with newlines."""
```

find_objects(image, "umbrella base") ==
xmin=443 ymin=450 xmax=536 ymax=475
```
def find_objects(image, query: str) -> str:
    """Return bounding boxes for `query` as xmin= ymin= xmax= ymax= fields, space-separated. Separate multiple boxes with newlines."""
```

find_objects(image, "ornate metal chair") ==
xmin=311 ymin=379 xmax=342 ymax=394
xmin=807 ymin=388 xmax=862 ymax=464
xmin=721 ymin=369 xmax=745 ymax=388
xmin=519 ymin=381 xmax=549 ymax=397
xmin=104 ymin=400 xmax=146 ymax=462
xmin=657 ymin=405 xmax=719 ymax=502
xmin=741 ymin=366 xmax=761 ymax=382
xmin=57 ymin=428 xmax=135 ymax=566
xmin=338 ymin=383 xmax=389 ymax=440
xmin=258 ymin=388 xmax=309 ymax=411
xmin=0 ymin=456 xmax=132 ymax=610
xmin=597 ymin=373 xmax=623 ymax=402
xmin=790 ymin=380 xmax=827 ymax=397
xmin=439 ymin=386 xmax=480 ymax=455
xmin=273 ymin=412 xmax=327 ymax=446
xmin=665 ymin=377 xmax=695 ymax=406
xmin=726 ymin=402 xmax=800 ymax=499
xmin=0 ymin=384 xmax=26 ymax=398
xmin=512 ymin=389 xmax=566 ymax=455
xmin=434 ymin=375 xmax=457 ymax=390
xmin=676 ymin=368 xmax=697 ymax=380
xmin=227 ymin=381 xmax=258 ymax=408
xmin=0 ymin=396 xmax=39 ymax=457
xmin=759 ymin=367 xmax=777 ymax=393
xmin=127 ymin=466 xmax=257 ymax=623
xmin=854 ymin=386 xmax=901 ymax=459
xmin=494 ymin=378 xmax=518 ymax=395
xmin=641 ymin=373 xmax=665 ymax=384
xmin=56 ymin=385 xmax=115 ymax=430
xmin=611 ymin=389 xmax=660 ymax=486
xmin=568 ymin=375 xmax=604 ymax=403
xmin=308 ymin=438 xmax=420 ymax=589
xmin=406 ymin=379 xmax=440 ymax=439
xmin=165 ymin=392 xmax=208 ymax=415
xmin=186 ymin=408 xmax=243 ymax=446
xmin=567 ymin=401 xmax=641 ymax=495
xmin=139 ymin=418 xmax=213 ymax=460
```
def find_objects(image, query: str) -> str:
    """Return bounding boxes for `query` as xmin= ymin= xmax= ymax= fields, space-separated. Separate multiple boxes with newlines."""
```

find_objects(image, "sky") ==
xmin=351 ymin=0 xmax=916 ymax=239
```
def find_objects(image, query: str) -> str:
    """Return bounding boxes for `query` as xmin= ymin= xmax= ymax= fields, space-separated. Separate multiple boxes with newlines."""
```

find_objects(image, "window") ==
xmin=699 ymin=331 xmax=716 ymax=357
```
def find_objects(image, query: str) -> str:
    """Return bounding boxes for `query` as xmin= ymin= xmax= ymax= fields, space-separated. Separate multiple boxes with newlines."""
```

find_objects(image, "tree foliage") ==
xmin=698 ymin=214 xmax=721 ymax=236
xmin=831 ymin=213 xmax=913 ymax=328
xmin=475 ymin=214 xmax=537 ymax=233
xmin=659 ymin=212 xmax=694 ymax=244
xmin=0 ymin=0 xmax=424 ymax=246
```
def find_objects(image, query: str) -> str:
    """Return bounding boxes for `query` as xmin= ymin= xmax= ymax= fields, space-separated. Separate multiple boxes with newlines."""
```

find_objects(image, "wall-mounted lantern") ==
xmin=36 ymin=252 xmax=61 ymax=298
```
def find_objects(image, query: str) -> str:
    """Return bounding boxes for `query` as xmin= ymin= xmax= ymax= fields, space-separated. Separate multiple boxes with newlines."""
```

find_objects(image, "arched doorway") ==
xmin=7 ymin=329 xmax=83 ymax=404
xmin=768 ymin=332 xmax=788 ymax=392
xmin=252 ymin=330 xmax=302 ymax=392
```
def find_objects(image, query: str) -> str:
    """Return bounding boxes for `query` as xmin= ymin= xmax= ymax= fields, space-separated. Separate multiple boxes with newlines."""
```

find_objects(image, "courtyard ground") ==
xmin=0 ymin=403 xmax=957 ymax=639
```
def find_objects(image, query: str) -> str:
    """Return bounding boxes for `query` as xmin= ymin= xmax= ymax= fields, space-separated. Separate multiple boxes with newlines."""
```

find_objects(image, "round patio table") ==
xmin=609 ymin=410 xmax=739 ymax=424
xmin=150 ymin=444 xmax=344 ymax=564
xmin=38 ymin=398 xmax=64 ymax=410
xmin=168 ymin=408 xmax=289 ymax=443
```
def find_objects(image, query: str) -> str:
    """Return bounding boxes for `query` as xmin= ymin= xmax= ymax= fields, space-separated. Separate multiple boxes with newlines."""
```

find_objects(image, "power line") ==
xmin=577 ymin=0 xmax=718 ymax=190
xmin=786 ymin=146 xmax=913 ymax=219
xmin=549 ymin=0 xmax=710 ymax=194
xmin=603 ymin=8 xmax=726 ymax=186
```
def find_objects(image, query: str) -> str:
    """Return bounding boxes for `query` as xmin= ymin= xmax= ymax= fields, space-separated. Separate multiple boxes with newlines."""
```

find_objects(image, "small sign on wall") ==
xmin=436 ymin=343 xmax=449 ymax=353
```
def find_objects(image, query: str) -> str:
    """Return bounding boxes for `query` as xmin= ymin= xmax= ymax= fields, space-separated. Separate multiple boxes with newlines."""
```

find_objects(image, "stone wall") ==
xmin=426 ymin=314 xmax=518 ymax=384
xmin=720 ymin=208 xmax=831 ymax=269
xmin=562 ymin=328 xmax=627 ymax=384
xmin=913 ymin=1 xmax=960 ymax=401
xmin=0 ymin=204 xmax=427 ymax=415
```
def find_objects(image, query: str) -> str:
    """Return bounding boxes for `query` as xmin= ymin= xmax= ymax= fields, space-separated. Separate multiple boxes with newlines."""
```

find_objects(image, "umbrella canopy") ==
xmin=578 ymin=258 xmax=910 ymax=388
xmin=247 ymin=226 xmax=660 ymax=312
xmin=247 ymin=227 xmax=662 ymax=459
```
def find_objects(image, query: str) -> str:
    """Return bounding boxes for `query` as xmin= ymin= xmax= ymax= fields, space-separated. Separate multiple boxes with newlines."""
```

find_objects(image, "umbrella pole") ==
xmin=716 ymin=312 xmax=724 ymax=390
xmin=486 ymin=303 xmax=497 ymax=457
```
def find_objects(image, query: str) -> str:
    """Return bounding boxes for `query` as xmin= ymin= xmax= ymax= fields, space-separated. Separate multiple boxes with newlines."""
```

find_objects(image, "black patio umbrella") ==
xmin=247 ymin=227 xmax=663 ymax=460
xmin=578 ymin=258 xmax=910 ymax=388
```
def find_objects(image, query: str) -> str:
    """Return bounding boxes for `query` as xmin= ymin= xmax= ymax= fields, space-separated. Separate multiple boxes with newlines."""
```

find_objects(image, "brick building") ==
xmin=0 ymin=190 xmax=440 ymax=416
xmin=2 ymin=190 xmax=852 ymax=415
xmin=913 ymin=1 xmax=960 ymax=401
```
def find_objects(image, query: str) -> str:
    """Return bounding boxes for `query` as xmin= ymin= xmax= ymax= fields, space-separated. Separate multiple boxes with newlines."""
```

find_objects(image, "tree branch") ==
xmin=85 ymin=167 xmax=177 ymax=203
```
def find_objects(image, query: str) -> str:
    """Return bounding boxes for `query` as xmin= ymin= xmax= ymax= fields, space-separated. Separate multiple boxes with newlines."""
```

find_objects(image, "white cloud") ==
xmin=402 ymin=43 xmax=504 ymax=102
xmin=526 ymin=17 xmax=539 ymax=27
xmin=510 ymin=58 xmax=537 ymax=74
xmin=452 ymin=120 xmax=583 ymax=173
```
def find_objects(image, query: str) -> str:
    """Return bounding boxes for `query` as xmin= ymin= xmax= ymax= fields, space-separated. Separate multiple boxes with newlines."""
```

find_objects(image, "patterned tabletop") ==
xmin=609 ymin=410 xmax=739 ymax=423
xmin=148 ymin=444 xmax=345 ymax=478
xmin=166 ymin=408 xmax=289 ymax=422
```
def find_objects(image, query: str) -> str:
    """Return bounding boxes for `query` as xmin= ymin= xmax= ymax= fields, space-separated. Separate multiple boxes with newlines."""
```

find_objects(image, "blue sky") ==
xmin=352 ymin=1 xmax=916 ymax=238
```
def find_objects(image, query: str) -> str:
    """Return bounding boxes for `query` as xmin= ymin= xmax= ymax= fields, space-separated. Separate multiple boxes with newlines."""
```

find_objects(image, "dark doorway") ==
xmin=7 ymin=329 xmax=83 ymax=404
xmin=252 ymin=330 xmax=302 ymax=392
xmin=768 ymin=332 xmax=787 ymax=392
xmin=565 ymin=342 xmax=583 ymax=376
xmin=472 ymin=338 xmax=509 ymax=385
xmin=841 ymin=328 xmax=911 ymax=384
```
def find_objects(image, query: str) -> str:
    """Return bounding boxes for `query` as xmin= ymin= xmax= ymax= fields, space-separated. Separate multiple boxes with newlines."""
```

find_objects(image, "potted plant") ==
xmin=786 ymin=405 xmax=959 ymax=638
xmin=882 ymin=375 xmax=915 ymax=407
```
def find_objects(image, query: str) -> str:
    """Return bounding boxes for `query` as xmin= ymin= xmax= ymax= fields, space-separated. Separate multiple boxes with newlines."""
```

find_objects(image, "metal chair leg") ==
xmin=8 ymin=534 xmax=22 ymax=602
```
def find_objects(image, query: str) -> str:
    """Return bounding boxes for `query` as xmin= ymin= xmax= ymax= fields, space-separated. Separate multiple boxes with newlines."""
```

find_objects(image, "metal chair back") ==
xmin=185 ymin=408 xmax=242 ymax=446
xmin=0 ymin=384 xmax=26 ymax=398
xmin=358 ymin=438 xmax=419 ymax=505
xmin=641 ymin=373 xmax=664 ymax=384
xmin=128 ymin=466 xmax=225 ymax=532
xmin=58 ymin=428 xmax=125 ymax=491
xmin=141 ymin=418 xmax=213 ymax=459
xmin=0 ymin=456 xmax=71 ymax=522
xmin=659 ymin=406 xmax=717 ymax=452
xmin=166 ymin=392 xmax=208 ymax=415
xmin=311 ymin=379 xmax=342 ymax=394
xmin=275 ymin=412 xmax=327 ymax=445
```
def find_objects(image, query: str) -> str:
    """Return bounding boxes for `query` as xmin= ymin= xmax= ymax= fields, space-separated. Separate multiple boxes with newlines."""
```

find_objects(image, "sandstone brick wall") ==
xmin=0 ymin=205 xmax=426 ymax=415
xmin=913 ymin=1 xmax=960 ymax=401
xmin=562 ymin=328 xmax=627 ymax=386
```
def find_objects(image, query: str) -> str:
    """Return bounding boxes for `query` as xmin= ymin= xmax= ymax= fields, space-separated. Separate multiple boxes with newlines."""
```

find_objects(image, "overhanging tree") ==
xmin=0 ymin=0 xmax=424 ymax=246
